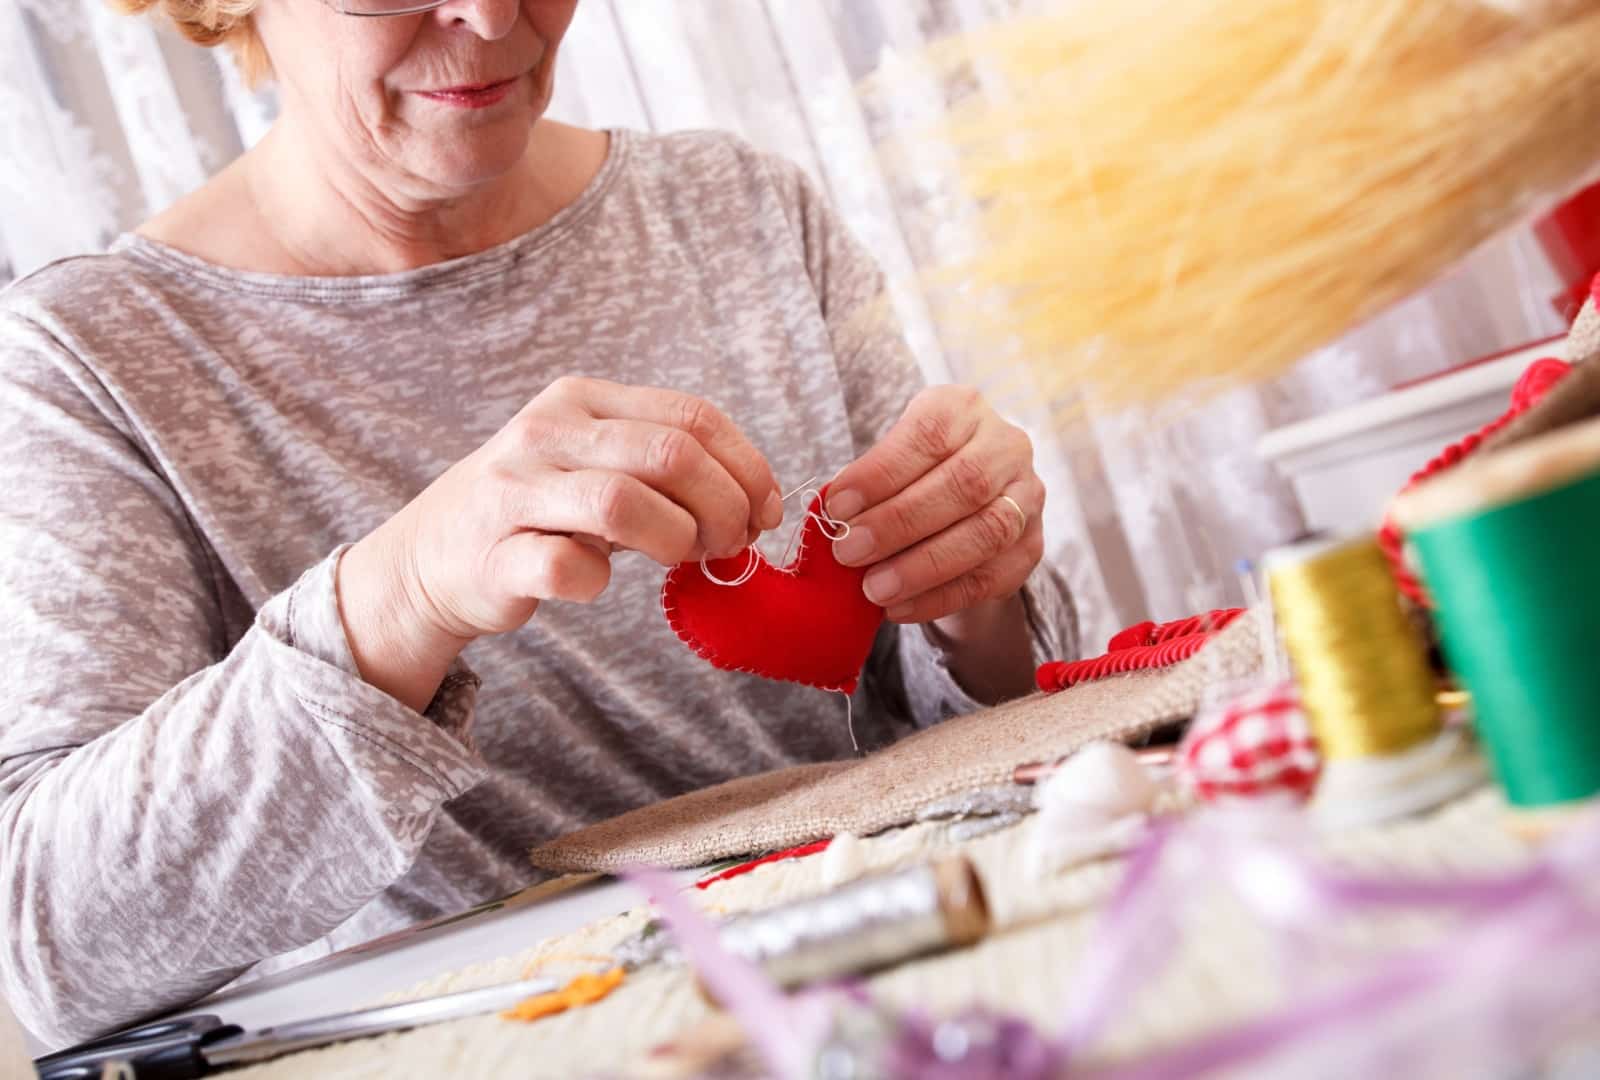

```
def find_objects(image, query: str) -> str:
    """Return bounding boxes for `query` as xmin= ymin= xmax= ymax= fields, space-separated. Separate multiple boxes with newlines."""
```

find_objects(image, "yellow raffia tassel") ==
xmin=933 ymin=0 xmax=1600 ymax=404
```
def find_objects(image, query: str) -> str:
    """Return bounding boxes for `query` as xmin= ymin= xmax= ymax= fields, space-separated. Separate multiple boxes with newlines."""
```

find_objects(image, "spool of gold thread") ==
xmin=1263 ymin=534 xmax=1440 ymax=760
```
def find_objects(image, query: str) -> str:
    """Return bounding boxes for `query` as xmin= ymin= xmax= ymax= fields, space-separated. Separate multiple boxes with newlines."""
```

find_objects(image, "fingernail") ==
xmin=761 ymin=490 xmax=783 ymax=530
xmin=832 ymin=526 xmax=874 ymax=566
xmin=827 ymin=489 xmax=865 ymax=522
xmin=887 ymin=604 xmax=915 ymax=620
xmin=863 ymin=566 xmax=901 ymax=605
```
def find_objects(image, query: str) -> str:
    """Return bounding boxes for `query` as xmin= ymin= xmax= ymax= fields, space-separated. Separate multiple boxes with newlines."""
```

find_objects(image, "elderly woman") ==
xmin=0 ymin=0 xmax=1074 ymax=1046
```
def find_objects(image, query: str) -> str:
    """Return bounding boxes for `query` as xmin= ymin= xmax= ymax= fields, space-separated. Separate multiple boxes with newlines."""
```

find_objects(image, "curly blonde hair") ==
xmin=112 ymin=0 xmax=272 ymax=86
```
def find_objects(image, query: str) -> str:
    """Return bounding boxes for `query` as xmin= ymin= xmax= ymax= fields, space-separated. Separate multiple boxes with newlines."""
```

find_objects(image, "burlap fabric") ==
xmin=529 ymin=614 xmax=1262 ymax=872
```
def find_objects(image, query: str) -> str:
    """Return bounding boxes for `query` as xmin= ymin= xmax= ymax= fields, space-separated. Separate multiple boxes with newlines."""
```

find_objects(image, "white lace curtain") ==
xmin=0 ymin=0 xmax=1570 ymax=648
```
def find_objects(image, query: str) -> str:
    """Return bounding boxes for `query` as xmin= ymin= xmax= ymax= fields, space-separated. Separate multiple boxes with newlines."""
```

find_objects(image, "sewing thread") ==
xmin=698 ymin=476 xmax=851 ymax=588
xmin=1264 ymin=535 xmax=1439 ymax=761
xmin=701 ymin=856 xmax=989 ymax=997
xmin=1400 ymin=421 xmax=1600 ymax=813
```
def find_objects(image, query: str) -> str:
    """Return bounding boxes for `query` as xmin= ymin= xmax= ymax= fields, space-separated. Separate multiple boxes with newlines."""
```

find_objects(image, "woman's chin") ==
xmin=408 ymin=123 xmax=537 ymax=190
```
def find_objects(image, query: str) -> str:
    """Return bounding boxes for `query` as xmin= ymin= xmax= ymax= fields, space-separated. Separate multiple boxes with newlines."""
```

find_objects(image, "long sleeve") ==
xmin=0 ymin=314 xmax=486 ymax=1046
xmin=759 ymin=156 xmax=1080 ymax=729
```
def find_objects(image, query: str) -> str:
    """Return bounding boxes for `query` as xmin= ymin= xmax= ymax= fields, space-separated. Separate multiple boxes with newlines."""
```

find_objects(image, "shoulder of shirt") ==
xmin=0 ymin=250 xmax=182 ymax=402
xmin=0 ymin=249 xmax=156 ymax=329
xmin=622 ymin=128 xmax=815 ymax=203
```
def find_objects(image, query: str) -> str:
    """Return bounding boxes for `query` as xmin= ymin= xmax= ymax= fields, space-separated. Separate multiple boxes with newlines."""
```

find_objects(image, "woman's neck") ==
xmin=137 ymin=117 xmax=609 ymax=277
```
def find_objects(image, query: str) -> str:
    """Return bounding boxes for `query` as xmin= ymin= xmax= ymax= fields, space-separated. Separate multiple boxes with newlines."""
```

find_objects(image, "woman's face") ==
xmin=255 ymin=0 xmax=580 ymax=193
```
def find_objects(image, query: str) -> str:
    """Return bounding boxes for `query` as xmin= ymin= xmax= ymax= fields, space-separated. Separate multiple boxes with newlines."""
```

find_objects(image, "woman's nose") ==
xmin=431 ymin=0 xmax=519 ymax=40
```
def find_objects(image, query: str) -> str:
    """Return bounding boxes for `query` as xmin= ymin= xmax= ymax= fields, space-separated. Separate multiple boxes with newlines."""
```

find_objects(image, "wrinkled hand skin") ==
xmin=338 ymin=375 xmax=784 ymax=711
xmin=825 ymin=385 xmax=1046 ymax=702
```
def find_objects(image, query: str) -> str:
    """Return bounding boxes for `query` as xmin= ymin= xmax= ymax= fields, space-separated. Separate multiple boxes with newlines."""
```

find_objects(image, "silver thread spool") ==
xmin=703 ymin=856 xmax=990 ymax=997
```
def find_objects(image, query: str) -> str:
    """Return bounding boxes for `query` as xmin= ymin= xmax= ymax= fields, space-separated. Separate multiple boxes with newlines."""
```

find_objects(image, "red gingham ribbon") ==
xmin=1177 ymin=680 xmax=1320 ymax=802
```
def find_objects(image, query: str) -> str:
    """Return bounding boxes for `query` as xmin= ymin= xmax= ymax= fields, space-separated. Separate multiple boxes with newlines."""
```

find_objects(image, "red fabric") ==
xmin=694 ymin=839 xmax=833 ymax=890
xmin=1176 ymin=680 xmax=1319 ymax=802
xmin=1036 ymin=608 xmax=1246 ymax=693
xmin=663 ymin=489 xmax=884 ymax=694
xmin=1534 ymin=183 xmax=1600 ymax=321
xmin=1378 ymin=356 xmax=1573 ymax=605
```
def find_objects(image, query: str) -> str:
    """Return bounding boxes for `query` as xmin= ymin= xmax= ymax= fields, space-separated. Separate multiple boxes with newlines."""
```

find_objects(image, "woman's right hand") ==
xmin=336 ymin=376 xmax=783 ymax=711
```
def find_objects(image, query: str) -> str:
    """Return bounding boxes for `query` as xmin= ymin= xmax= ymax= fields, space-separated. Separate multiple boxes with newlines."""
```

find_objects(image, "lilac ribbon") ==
xmin=629 ymin=802 xmax=1600 ymax=1079
xmin=884 ymin=1008 xmax=1064 ymax=1079
xmin=1089 ymin=876 xmax=1600 ymax=1078
xmin=1054 ymin=819 xmax=1178 ymax=1061
xmin=622 ymin=866 xmax=828 ymax=1079
xmin=1064 ymin=805 xmax=1600 ymax=1077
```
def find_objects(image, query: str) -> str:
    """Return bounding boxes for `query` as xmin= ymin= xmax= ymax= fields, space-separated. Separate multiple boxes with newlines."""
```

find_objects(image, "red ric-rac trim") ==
xmin=1036 ymin=609 xmax=1245 ymax=692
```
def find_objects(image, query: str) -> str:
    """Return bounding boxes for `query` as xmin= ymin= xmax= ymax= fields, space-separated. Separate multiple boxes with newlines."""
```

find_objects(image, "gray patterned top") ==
xmin=0 ymin=129 xmax=1076 ymax=1045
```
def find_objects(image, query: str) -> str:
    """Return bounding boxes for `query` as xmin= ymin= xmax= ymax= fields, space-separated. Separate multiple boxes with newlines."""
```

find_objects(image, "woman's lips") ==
xmin=417 ymin=78 xmax=518 ymax=109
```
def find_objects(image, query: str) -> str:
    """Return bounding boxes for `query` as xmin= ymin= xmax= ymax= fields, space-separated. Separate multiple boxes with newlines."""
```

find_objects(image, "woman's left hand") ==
xmin=825 ymin=385 xmax=1046 ymax=626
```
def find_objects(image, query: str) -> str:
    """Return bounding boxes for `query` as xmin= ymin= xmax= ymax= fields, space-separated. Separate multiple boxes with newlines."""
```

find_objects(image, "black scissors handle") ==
xmin=34 ymin=1014 xmax=244 ymax=1080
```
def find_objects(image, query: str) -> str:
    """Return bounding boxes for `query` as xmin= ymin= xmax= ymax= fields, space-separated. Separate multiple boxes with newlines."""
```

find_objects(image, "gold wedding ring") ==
xmin=998 ymin=494 xmax=1029 ymax=537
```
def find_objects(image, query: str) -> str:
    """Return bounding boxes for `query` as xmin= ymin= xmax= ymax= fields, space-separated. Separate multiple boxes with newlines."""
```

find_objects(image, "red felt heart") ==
xmin=662 ymin=490 xmax=885 ymax=694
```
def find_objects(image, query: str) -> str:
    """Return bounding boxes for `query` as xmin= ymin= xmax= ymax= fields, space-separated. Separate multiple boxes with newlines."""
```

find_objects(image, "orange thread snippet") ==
xmin=501 ymin=968 xmax=625 ymax=1023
